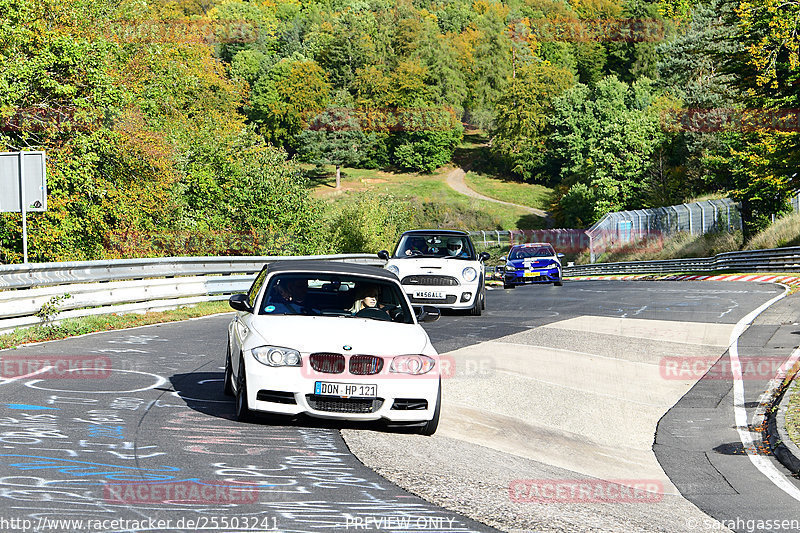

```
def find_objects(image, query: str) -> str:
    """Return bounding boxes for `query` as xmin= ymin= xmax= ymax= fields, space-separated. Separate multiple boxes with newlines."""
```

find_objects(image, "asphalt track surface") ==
xmin=0 ymin=280 xmax=796 ymax=533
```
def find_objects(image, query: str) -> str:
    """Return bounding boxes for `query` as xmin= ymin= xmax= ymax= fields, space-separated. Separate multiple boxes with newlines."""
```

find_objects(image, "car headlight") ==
xmin=462 ymin=267 xmax=477 ymax=282
xmin=386 ymin=264 xmax=400 ymax=276
xmin=390 ymin=355 xmax=436 ymax=375
xmin=252 ymin=346 xmax=301 ymax=367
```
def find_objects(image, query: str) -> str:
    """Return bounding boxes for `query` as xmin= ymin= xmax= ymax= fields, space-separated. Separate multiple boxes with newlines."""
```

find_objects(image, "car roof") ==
xmin=400 ymin=229 xmax=469 ymax=236
xmin=262 ymin=260 xmax=397 ymax=281
xmin=513 ymin=242 xmax=553 ymax=248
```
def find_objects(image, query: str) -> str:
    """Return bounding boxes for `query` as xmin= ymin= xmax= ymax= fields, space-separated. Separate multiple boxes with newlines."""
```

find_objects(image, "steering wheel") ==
xmin=381 ymin=304 xmax=404 ymax=322
xmin=355 ymin=306 xmax=392 ymax=321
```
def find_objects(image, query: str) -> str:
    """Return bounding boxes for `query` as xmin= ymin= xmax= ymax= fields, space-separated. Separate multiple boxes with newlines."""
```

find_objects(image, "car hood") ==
xmin=507 ymin=257 xmax=559 ymax=268
xmin=386 ymin=257 xmax=479 ymax=278
xmin=247 ymin=315 xmax=433 ymax=356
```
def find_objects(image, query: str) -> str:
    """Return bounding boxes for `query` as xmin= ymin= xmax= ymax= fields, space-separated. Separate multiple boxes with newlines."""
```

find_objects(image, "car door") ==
xmin=231 ymin=268 xmax=268 ymax=381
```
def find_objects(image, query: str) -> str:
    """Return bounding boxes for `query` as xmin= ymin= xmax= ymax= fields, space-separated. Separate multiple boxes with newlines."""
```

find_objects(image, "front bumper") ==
xmin=402 ymin=283 xmax=480 ymax=309
xmin=503 ymin=266 xmax=561 ymax=285
xmin=244 ymin=357 xmax=439 ymax=423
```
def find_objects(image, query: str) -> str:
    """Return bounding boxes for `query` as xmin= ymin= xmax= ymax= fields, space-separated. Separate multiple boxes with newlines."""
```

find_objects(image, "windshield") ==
xmin=259 ymin=273 xmax=413 ymax=323
xmin=394 ymin=234 xmax=476 ymax=260
xmin=509 ymin=246 xmax=555 ymax=260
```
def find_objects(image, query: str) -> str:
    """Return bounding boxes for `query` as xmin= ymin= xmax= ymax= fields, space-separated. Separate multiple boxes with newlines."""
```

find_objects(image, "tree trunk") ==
xmin=335 ymin=165 xmax=341 ymax=189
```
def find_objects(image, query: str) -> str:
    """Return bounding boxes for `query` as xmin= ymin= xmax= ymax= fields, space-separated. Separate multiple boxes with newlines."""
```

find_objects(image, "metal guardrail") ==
xmin=0 ymin=254 xmax=383 ymax=334
xmin=564 ymin=246 xmax=800 ymax=277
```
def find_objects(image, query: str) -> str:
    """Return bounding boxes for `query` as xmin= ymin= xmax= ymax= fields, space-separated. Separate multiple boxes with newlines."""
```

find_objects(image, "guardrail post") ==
xmin=711 ymin=201 xmax=718 ymax=231
xmin=726 ymin=205 xmax=731 ymax=231
xmin=701 ymin=203 xmax=706 ymax=233
xmin=496 ymin=230 xmax=501 ymax=246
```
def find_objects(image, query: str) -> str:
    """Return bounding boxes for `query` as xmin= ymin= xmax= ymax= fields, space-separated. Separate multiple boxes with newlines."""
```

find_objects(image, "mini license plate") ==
xmin=315 ymin=381 xmax=377 ymax=398
xmin=524 ymin=271 xmax=543 ymax=277
xmin=414 ymin=290 xmax=446 ymax=299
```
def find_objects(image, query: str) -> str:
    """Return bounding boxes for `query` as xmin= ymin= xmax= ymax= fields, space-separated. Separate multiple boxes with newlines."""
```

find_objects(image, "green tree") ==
xmin=248 ymin=57 xmax=331 ymax=150
xmin=708 ymin=0 xmax=800 ymax=237
xmin=298 ymin=108 xmax=386 ymax=188
xmin=491 ymin=61 xmax=574 ymax=182
xmin=547 ymin=76 xmax=668 ymax=224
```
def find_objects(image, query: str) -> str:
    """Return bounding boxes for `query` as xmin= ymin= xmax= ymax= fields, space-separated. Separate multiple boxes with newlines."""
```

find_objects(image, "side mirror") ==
xmin=500 ymin=255 xmax=507 ymax=262
xmin=479 ymin=251 xmax=490 ymax=261
xmin=377 ymin=250 xmax=390 ymax=261
xmin=229 ymin=293 xmax=253 ymax=313
xmin=414 ymin=305 xmax=441 ymax=323
xmin=557 ymin=253 xmax=565 ymax=258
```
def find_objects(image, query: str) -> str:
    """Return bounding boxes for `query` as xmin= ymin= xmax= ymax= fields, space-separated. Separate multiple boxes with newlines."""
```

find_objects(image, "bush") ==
xmin=390 ymin=120 xmax=463 ymax=173
xmin=326 ymin=193 xmax=416 ymax=253
xmin=745 ymin=210 xmax=800 ymax=250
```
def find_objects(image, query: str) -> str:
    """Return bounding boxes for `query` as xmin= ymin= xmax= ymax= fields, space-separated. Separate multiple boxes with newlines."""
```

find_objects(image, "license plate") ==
xmin=524 ymin=271 xmax=543 ymax=277
xmin=315 ymin=381 xmax=377 ymax=398
xmin=414 ymin=290 xmax=446 ymax=299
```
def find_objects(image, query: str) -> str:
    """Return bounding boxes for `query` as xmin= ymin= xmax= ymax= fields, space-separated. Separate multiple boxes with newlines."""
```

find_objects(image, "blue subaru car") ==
xmin=501 ymin=243 xmax=564 ymax=289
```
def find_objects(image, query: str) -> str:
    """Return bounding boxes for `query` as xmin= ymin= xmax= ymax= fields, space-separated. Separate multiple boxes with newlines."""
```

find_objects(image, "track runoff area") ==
xmin=0 ymin=280 xmax=799 ymax=532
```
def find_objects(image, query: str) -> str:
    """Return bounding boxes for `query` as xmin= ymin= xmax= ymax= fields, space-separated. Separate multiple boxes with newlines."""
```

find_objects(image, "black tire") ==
xmin=481 ymin=289 xmax=486 ymax=310
xmin=223 ymin=344 xmax=234 ymax=397
xmin=503 ymin=282 xmax=515 ymax=289
xmin=235 ymin=358 xmax=252 ymax=422
xmin=554 ymin=280 xmax=563 ymax=286
xmin=419 ymin=380 xmax=441 ymax=436
xmin=469 ymin=292 xmax=482 ymax=316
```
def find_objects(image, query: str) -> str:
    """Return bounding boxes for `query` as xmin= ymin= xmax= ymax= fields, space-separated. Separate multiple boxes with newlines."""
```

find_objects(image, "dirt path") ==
xmin=445 ymin=167 xmax=549 ymax=218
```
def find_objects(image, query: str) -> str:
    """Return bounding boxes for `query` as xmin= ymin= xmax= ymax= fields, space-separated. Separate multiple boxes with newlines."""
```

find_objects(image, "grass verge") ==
xmin=575 ymin=231 xmax=743 ymax=264
xmin=463 ymin=171 xmax=551 ymax=211
xmin=0 ymin=300 xmax=231 ymax=350
xmin=785 ymin=376 xmax=800 ymax=450
xmin=309 ymin=165 xmax=544 ymax=230
xmin=746 ymin=210 xmax=800 ymax=250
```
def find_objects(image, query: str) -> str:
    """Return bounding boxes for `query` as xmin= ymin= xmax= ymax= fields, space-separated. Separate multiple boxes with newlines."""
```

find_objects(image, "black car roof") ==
xmin=262 ymin=260 xmax=397 ymax=280
xmin=400 ymin=229 xmax=469 ymax=236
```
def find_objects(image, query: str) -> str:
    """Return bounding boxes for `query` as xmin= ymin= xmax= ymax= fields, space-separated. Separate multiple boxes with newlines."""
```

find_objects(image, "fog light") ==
xmin=461 ymin=292 xmax=472 ymax=302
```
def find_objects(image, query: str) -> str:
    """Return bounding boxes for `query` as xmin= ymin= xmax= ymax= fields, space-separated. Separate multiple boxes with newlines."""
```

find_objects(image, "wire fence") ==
xmin=585 ymin=199 xmax=741 ymax=262
xmin=470 ymin=198 xmax=745 ymax=262
xmin=469 ymin=230 xmax=589 ymax=254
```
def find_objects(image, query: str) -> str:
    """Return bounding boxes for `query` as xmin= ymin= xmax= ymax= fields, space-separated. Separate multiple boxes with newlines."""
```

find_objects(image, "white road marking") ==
xmin=0 ymin=365 xmax=55 ymax=385
xmin=728 ymin=285 xmax=800 ymax=502
xmin=25 ymin=369 xmax=168 ymax=394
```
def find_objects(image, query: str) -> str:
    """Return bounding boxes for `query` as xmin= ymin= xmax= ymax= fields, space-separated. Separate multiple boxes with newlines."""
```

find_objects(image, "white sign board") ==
xmin=0 ymin=151 xmax=47 ymax=212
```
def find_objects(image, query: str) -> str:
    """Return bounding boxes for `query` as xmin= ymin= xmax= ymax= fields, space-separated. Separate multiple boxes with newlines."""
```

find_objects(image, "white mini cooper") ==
xmin=225 ymin=261 xmax=442 ymax=435
xmin=379 ymin=230 xmax=490 ymax=315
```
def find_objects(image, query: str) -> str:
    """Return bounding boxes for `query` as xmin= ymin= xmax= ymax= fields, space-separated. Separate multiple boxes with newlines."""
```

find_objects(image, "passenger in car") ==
xmin=266 ymin=278 xmax=315 ymax=314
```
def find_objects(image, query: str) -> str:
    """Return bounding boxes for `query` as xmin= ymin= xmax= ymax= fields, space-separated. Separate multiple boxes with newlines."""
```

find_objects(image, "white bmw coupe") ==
xmin=225 ymin=261 xmax=442 ymax=435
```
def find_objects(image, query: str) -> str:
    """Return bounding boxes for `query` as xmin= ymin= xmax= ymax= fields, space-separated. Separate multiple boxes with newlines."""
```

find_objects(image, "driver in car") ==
xmin=404 ymin=237 xmax=426 ymax=256
xmin=350 ymin=285 xmax=381 ymax=314
xmin=446 ymin=238 xmax=468 ymax=258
